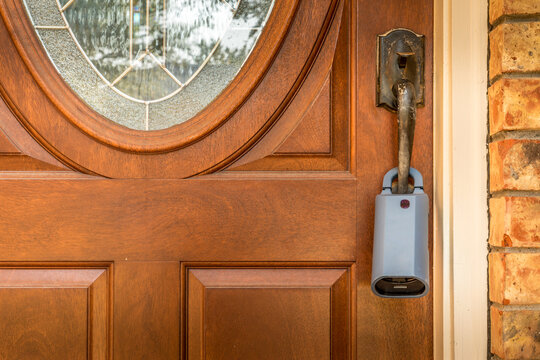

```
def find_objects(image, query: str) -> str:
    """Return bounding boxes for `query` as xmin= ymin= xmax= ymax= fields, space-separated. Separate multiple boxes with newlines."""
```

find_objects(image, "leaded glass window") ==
xmin=23 ymin=0 xmax=274 ymax=130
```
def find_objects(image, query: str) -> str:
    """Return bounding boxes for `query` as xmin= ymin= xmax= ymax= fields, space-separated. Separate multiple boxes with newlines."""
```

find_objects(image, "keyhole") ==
xmin=397 ymin=52 xmax=414 ymax=69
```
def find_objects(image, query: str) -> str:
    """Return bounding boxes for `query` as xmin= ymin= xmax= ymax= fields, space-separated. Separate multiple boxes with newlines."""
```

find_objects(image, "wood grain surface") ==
xmin=0 ymin=178 xmax=356 ymax=262
xmin=0 ymin=265 xmax=111 ymax=360
xmin=0 ymin=0 xmax=343 ymax=178
xmin=0 ymin=0 xmax=433 ymax=358
xmin=355 ymin=0 xmax=434 ymax=358
xmin=114 ymin=262 xmax=180 ymax=360
xmin=275 ymin=75 xmax=332 ymax=155
xmin=186 ymin=267 xmax=351 ymax=359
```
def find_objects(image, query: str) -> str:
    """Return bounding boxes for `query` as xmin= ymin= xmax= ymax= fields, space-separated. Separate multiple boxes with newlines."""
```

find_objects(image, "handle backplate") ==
xmin=376 ymin=28 xmax=425 ymax=112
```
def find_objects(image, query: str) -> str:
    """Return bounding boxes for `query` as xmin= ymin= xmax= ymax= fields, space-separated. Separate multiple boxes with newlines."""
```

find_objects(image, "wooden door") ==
xmin=0 ymin=0 xmax=432 ymax=359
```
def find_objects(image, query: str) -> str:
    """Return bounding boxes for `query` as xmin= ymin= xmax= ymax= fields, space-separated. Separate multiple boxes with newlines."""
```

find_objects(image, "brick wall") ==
xmin=489 ymin=1 xmax=540 ymax=359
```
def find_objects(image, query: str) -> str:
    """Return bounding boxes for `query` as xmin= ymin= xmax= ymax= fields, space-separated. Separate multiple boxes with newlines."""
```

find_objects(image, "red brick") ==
xmin=489 ymin=79 xmax=540 ymax=135
xmin=490 ymin=197 xmax=540 ymax=247
xmin=490 ymin=0 xmax=540 ymax=24
xmin=490 ymin=140 xmax=540 ymax=192
xmin=491 ymin=306 xmax=540 ymax=359
xmin=490 ymin=253 xmax=540 ymax=304
xmin=490 ymin=23 xmax=540 ymax=80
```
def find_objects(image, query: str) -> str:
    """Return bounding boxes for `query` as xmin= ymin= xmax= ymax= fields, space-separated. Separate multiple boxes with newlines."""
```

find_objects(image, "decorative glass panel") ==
xmin=23 ymin=0 xmax=274 ymax=130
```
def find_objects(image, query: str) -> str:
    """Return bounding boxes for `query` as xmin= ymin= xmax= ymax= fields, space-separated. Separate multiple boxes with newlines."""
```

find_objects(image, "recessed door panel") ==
xmin=186 ymin=267 xmax=351 ymax=360
xmin=0 ymin=266 xmax=111 ymax=359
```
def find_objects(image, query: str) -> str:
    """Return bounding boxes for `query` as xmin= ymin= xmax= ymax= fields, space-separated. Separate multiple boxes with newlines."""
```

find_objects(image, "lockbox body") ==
xmin=371 ymin=167 xmax=430 ymax=298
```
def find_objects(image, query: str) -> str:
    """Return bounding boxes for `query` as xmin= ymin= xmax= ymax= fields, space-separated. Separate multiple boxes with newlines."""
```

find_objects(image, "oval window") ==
xmin=23 ymin=0 xmax=274 ymax=130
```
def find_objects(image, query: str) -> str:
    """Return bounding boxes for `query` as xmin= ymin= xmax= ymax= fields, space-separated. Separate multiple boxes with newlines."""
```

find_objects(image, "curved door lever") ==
xmin=377 ymin=29 xmax=425 ymax=193
xmin=394 ymin=78 xmax=416 ymax=194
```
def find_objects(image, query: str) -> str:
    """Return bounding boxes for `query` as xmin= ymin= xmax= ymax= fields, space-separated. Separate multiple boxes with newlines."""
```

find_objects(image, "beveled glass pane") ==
xmin=231 ymin=0 xmax=274 ymax=28
xmin=23 ymin=0 xmax=274 ymax=130
xmin=115 ymin=55 xmax=180 ymax=101
xmin=149 ymin=29 xmax=260 ymax=129
xmin=37 ymin=28 xmax=147 ymax=130
xmin=63 ymin=0 xmax=130 ymax=83
xmin=25 ymin=0 xmax=64 ymax=27
xmin=165 ymin=0 xmax=233 ymax=84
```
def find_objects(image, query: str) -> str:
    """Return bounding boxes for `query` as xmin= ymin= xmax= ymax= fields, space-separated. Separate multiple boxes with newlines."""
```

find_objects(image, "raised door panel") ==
xmin=0 ymin=265 xmax=111 ymax=359
xmin=0 ymin=114 xmax=65 ymax=171
xmin=275 ymin=74 xmax=332 ymax=155
xmin=0 ymin=127 xmax=18 ymax=153
xmin=0 ymin=288 xmax=87 ymax=359
xmin=0 ymin=98 xmax=68 ymax=171
xmin=185 ymin=267 xmax=352 ymax=360
xmin=230 ymin=2 xmax=351 ymax=173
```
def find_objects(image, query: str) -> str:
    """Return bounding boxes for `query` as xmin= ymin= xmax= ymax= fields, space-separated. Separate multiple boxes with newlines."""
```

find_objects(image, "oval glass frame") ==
xmin=8 ymin=0 xmax=295 ymax=153
xmin=0 ymin=0 xmax=341 ymax=178
xmin=23 ymin=0 xmax=276 ymax=132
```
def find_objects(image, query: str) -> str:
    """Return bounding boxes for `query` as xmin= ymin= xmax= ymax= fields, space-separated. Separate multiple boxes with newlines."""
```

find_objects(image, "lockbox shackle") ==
xmin=382 ymin=167 xmax=424 ymax=192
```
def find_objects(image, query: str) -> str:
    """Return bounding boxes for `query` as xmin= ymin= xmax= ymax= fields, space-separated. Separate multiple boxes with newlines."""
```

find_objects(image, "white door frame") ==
xmin=434 ymin=0 xmax=488 ymax=359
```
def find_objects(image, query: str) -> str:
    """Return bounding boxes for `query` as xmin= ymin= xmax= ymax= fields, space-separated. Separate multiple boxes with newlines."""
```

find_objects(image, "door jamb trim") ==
xmin=434 ymin=0 xmax=489 ymax=358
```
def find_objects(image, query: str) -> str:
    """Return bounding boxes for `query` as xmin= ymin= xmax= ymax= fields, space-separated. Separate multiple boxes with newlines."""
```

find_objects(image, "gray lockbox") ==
xmin=371 ymin=167 xmax=429 ymax=298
